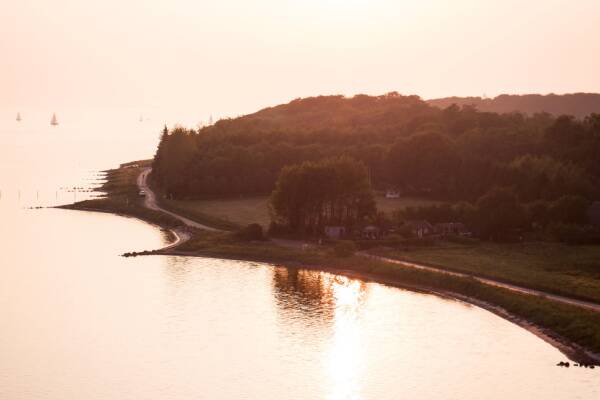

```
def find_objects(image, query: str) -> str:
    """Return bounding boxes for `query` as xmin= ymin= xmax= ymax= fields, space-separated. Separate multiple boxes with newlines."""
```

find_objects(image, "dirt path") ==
xmin=137 ymin=168 xmax=221 ymax=232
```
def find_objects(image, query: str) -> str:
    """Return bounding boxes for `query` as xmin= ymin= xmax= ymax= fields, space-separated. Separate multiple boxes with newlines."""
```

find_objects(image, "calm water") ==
xmin=1 ymin=113 xmax=598 ymax=399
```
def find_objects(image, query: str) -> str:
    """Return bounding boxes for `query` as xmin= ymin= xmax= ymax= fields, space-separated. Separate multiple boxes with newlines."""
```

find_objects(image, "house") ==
xmin=588 ymin=202 xmax=600 ymax=226
xmin=434 ymin=222 xmax=471 ymax=237
xmin=404 ymin=220 xmax=433 ymax=238
xmin=324 ymin=226 xmax=346 ymax=240
xmin=385 ymin=189 xmax=401 ymax=199
xmin=361 ymin=225 xmax=383 ymax=240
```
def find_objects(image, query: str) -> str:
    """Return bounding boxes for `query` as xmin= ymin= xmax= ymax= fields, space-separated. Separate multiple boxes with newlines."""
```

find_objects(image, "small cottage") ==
xmin=324 ymin=226 xmax=346 ymax=240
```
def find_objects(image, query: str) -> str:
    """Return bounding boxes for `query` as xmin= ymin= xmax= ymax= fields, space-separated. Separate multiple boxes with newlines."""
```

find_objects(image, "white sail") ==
xmin=16 ymin=112 xmax=21 ymax=122
xmin=50 ymin=113 xmax=59 ymax=126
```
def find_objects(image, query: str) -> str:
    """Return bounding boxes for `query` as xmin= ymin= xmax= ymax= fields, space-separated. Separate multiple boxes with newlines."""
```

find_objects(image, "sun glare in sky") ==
xmin=3 ymin=0 xmax=600 ymax=118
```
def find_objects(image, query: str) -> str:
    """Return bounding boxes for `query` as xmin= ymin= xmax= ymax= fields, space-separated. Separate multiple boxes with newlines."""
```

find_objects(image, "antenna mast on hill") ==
xmin=209 ymin=115 xmax=213 ymax=125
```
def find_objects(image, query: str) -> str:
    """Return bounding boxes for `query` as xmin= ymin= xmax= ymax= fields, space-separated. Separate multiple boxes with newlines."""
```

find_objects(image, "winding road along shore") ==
xmin=137 ymin=168 xmax=221 ymax=233
xmin=137 ymin=168 xmax=600 ymax=314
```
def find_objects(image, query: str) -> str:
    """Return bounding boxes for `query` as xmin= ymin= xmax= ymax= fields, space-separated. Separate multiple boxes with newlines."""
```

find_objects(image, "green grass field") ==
xmin=162 ymin=196 xmax=272 ymax=230
xmin=372 ymin=241 xmax=600 ymax=304
xmin=161 ymin=194 xmax=442 ymax=230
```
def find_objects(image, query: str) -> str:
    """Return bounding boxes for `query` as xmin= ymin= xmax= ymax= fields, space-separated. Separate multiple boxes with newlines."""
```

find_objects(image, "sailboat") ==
xmin=50 ymin=113 xmax=59 ymax=126
xmin=16 ymin=112 xmax=22 ymax=122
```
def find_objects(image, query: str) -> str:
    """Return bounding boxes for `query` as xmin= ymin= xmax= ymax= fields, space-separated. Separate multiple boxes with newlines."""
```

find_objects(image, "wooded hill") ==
xmin=152 ymin=93 xmax=600 ymax=203
xmin=428 ymin=93 xmax=600 ymax=119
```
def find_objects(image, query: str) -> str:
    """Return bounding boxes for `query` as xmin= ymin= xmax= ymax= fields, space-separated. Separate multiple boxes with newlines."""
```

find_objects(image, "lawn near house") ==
xmin=370 ymin=241 xmax=600 ymax=304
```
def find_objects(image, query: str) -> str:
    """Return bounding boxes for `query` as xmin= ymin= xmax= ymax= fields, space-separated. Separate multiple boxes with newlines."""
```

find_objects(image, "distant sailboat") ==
xmin=50 ymin=113 xmax=59 ymax=126
xmin=16 ymin=112 xmax=22 ymax=122
xmin=139 ymin=115 xmax=143 ymax=122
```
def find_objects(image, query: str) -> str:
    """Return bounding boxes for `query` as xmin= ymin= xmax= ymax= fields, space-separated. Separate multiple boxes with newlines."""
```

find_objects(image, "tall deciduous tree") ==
xmin=270 ymin=157 xmax=375 ymax=234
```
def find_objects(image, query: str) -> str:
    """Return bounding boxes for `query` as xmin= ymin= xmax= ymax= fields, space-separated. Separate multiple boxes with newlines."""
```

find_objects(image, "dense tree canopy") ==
xmin=428 ymin=93 xmax=600 ymax=119
xmin=269 ymin=157 xmax=375 ymax=234
xmin=151 ymin=94 xmax=600 ymax=203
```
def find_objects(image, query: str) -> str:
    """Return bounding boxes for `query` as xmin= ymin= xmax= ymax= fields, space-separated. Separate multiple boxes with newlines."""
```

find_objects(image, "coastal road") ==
xmin=137 ymin=168 xmax=221 ymax=232
xmin=136 ymin=168 xmax=600 ymax=313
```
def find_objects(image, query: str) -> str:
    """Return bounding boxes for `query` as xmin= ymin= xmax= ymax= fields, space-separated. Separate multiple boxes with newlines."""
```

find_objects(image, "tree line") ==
xmin=428 ymin=93 xmax=600 ymax=119
xmin=151 ymin=93 xmax=600 ymax=206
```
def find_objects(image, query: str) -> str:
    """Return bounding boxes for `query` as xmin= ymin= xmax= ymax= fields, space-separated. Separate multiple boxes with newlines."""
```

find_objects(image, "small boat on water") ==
xmin=50 ymin=113 xmax=59 ymax=126
xmin=16 ymin=112 xmax=22 ymax=122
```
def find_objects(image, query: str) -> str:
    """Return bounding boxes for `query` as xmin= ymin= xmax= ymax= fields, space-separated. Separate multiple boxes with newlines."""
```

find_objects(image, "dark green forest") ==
xmin=428 ymin=93 xmax=600 ymax=119
xmin=152 ymin=93 xmax=600 ymax=205
xmin=269 ymin=157 xmax=375 ymax=234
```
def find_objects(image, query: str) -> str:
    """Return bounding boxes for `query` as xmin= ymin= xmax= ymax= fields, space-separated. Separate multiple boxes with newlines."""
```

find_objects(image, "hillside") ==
xmin=428 ymin=93 xmax=600 ymax=119
xmin=151 ymin=93 xmax=600 ymax=203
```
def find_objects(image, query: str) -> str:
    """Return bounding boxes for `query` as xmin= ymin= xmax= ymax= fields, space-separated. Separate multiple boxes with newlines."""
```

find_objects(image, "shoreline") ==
xmin=153 ymin=246 xmax=600 ymax=366
xmin=58 ymin=203 xmax=181 ymax=245
xmin=60 ymin=165 xmax=600 ymax=366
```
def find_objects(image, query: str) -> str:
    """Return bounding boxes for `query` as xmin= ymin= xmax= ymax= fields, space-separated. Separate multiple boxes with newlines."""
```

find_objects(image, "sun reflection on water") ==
xmin=322 ymin=274 xmax=367 ymax=400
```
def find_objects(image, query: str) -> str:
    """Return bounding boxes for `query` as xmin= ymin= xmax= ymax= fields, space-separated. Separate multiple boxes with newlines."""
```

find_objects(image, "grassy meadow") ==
xmin=160 ymin=194 xmax=443 ymax=231
xmin=372 ymin=241 xmax=600 ymax=304
xmin=162 ymin=196 xmax=271 ymax=230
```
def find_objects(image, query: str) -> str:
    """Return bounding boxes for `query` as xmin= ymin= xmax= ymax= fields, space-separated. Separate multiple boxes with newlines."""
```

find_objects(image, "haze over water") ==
xmin=1 ymin=115 xmax=599 ymax=399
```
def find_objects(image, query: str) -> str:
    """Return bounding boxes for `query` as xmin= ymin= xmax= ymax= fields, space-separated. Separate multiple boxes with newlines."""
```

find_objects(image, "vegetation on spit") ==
xmin=60 ymin=161 xmax=184 ymax=232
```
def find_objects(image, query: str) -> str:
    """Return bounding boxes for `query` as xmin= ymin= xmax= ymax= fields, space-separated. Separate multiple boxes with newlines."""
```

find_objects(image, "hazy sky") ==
xmin=3 ymin=0 xmax=600 ymax=117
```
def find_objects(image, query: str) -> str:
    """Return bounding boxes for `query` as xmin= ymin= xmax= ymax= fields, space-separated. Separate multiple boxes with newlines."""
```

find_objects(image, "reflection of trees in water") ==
xmin=273 ymin=267 xmax=370 ymax=400
xmin=163 ymin=256 xmax=195 ymax=287
xmin=272 ymin=267 xmax=369 ymax=328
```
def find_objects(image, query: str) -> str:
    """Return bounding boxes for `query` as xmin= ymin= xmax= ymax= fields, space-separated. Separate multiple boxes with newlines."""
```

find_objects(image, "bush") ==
xmin=445 ymin=234 xmax=479 ymax=245
xmin=550 ymin=195 xmax=589 ymax=225
xmin=235 ymin=223 xmax=265 ymax=241
xmin=475 ymin=187 xmax=526 ymax=240
xmin=402 ymin=237 xmax=436 ymax=247
xmin=333 ymin=241 xmax=357 ymax=257
xmin=547 ymin=223 xmax=600 ymax=245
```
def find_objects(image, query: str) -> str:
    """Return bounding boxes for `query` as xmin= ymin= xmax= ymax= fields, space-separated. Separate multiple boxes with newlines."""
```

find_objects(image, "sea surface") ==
xmin=0 ymin=111 xmax=598 ymax=399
